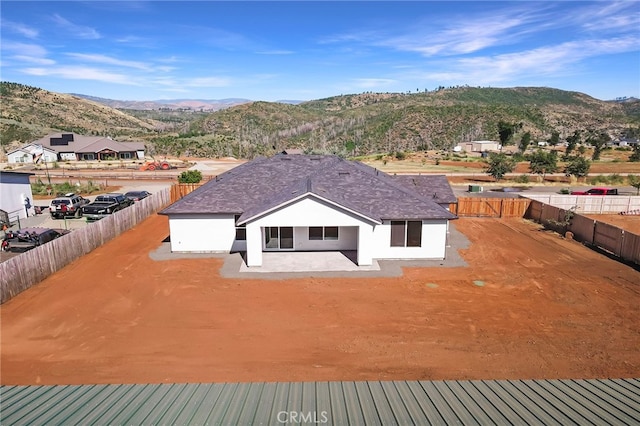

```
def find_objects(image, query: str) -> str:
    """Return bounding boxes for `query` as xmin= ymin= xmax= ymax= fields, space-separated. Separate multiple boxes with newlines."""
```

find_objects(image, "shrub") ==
xmin=514 ymin=174 xmax=530 ymax=183
xmin=178 ymin=170 xmax=203 ymax=184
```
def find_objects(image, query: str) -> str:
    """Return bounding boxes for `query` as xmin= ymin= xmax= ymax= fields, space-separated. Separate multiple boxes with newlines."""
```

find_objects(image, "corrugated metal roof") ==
xmin=1 ymin=379 xmax=639 ymax=425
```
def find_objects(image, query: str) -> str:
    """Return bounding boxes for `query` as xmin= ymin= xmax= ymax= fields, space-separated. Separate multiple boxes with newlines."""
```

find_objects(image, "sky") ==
xmin=1 ymin=1 xmax=639 ymax=102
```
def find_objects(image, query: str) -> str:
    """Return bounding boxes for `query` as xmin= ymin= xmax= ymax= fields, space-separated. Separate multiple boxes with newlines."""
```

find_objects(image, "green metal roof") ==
xmin=1 ymin=378 xmax=639 ymax=425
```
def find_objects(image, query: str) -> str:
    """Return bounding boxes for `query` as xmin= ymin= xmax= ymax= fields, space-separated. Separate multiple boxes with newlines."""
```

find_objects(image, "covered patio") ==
xmin=239 ymin=250 xmax=380 ymax=273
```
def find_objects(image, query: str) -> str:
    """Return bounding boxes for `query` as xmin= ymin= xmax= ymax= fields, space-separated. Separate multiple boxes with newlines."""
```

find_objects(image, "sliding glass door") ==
xmin=264 ymin=227 xmax=294 ymax=250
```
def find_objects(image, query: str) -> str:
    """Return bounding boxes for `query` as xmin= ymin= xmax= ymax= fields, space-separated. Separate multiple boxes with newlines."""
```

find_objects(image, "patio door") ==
xmin=264 ymin=227 xmax=294 ymax=250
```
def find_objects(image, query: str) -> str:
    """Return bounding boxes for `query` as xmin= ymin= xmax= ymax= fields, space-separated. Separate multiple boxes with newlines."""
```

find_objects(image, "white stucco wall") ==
xmin=0 ymin=174 xmax=35 ymax=220
xmin=168 ymin=214 xmax=242 ymax=252
xmin=371 ymin=219 xmax=448 ymax=260
xmin=60 ymin=153 xmax=77 ymax=161
xmin=293 ymin=226 xmax=357 ymax=251
xmin=7 ymin=151 xmax=31 ymax=164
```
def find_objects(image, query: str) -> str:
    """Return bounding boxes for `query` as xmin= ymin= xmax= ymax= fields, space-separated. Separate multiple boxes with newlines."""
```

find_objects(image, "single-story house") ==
xmin=7 ymin=133 xmax=145 ymax=163
xmin=160 ymin=154 xmax=457 ymax=267
xmin=455 ymin=140 xmax=501 ymax=152
xmin=0 ymin=171 xmax=35 ymax=221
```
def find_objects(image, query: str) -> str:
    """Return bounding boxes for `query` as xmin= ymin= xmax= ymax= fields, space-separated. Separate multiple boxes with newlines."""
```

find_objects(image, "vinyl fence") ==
xmin=0 ymin=188 xmax=171 ymax=304
xmin=450 ymin=198 xmax=531 ymax=218
xmin=523 ymin=194 xmax=640 ymax=214
xmin=525 ymin=199 xmax=640 ymax=266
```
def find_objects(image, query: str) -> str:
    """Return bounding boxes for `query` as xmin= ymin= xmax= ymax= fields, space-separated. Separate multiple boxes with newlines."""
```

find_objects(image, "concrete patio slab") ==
xmin=238 ymin=251 xmax=380 ymax=273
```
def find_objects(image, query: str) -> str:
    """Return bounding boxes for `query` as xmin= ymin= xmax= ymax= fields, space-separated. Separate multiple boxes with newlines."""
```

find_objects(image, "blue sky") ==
xmin=1 ymin=1 xmax=638 ymax=102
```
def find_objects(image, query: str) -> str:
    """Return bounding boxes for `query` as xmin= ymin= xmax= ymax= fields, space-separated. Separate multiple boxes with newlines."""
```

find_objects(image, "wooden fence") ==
xmin=170 ymin=183 xmax=205 ymax=203
xmin=450 ymin=198 xmax=531 ymax=218
xmin=0 ymin=188 xmax=171 ymax=304
xmin=524 ymin=199 xmax=640 ymax=266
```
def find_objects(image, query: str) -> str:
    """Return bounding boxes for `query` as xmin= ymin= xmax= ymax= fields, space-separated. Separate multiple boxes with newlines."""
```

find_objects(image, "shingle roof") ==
xmin=392 ymin=175 xmax=458 ymax=204
xmin=29 ymin=133 xmax=144 ymax=153
xmin=160 ymin=155 xmax=456 ymax=221
xmin=3 ymin=378 xmax=639 ymax=424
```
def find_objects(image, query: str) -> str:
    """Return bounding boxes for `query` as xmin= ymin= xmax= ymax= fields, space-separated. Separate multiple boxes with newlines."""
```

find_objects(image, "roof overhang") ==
xmin=237 ymin=192 xmax=382 ymax=226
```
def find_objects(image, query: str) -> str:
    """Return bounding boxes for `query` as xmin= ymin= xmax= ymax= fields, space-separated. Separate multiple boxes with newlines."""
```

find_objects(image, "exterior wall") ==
xmin=60 ymin=153 xmax=77 ymax=161
xmin=0 ymin=173 xmax=35 ymax=220
xmin=168 ymin=214 xmax=239 ymax=252
xmin=292 ymin=226 xmax=357 ymax=251
xmin=371 ymin=219 xmax=448 ymax=260
xmin=136 ymin=150 xmax=145 ymax=160
xmin=7 ymin=151 xmax=31 ymax=164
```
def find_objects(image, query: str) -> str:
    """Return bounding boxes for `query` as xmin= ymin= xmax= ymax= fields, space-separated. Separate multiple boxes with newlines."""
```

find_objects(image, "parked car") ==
xmin=49 ymin=193 xmax=90 ymax=219
xmin=81 ymin=193 xmax=133 ymax=221
xmin=570 ymin=187 xmax=618 ymax=195
xmin=124 ymin=190 xmax=152 ymax=202
xmin=2 ymin=227 xmax=70 ymax=252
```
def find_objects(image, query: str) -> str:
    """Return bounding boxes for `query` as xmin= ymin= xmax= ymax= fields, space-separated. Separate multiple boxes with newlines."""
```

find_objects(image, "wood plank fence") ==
xmin=170 ymin=183 xmax=205 ymax=203
xmin=450 ymin=198 xmax=531 ymax=218
xmin=0 ymin=188 xmax=172 ymax=304
xmin=524 ymin=199 xmax=640 ymax=266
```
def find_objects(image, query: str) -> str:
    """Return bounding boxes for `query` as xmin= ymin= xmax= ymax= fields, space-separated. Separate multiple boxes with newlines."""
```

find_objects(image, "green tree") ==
xmin=587 ymin=131 xmax=610 ymax=161
xmin=628 ymin=175 xmax=640 ymax=195
xmin=528 ymin=149 xmax=558 ymax=179
xmin=547 ymin=131 xmax=560 ymax=146
xmin=485 ymin=152 xmax=516 ymax=181
xmin=497 ymin=121 xmax=520 ymax=146
xmin=564 ymin=156 xmax=591 ymax=178
xmin=564 ymin=130 xmax=580 ymax=159
xmin=629 ymin=144 xmax=640 ymax=162
xmin=518 ymin=131 xmax=532 ymax=152
xmin=178 ymin=170 xmax=203 ymax=183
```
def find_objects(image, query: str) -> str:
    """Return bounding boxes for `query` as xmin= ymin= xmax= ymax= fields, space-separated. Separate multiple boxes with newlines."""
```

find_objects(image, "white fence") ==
xmin=522 ymin=194 xmax=640 ymax=214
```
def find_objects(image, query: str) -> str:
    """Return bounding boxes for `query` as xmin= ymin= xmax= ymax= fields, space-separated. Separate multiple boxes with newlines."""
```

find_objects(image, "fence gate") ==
xmin=452 ymin=198 xmax=531 ymax=218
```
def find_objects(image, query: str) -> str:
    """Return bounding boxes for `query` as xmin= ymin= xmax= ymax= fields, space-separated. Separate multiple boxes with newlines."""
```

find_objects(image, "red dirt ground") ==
xmin=1 ymin=216 xmax=639 ymax=385
xmin=584 ymin=214 xmax=640 ymax=234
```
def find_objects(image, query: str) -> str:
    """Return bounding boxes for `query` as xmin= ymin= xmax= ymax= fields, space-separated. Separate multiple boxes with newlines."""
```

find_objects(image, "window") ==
xmin=119 ymin=152 xmax=132 ymax=159
xmin=234 ymin=215 xmax=246 ymax=240
xmin=81 ymin=153 xmax=95 ymax=160
xmin=390 ymin=220 xmax=422 ymax=247
xmin=308 ymin=226 xmax=339 ymax=241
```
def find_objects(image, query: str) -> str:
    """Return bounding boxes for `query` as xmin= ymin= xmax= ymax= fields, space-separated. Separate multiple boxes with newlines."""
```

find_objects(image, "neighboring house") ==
xmin=455 ymin=140 xmax=501 ymax=152
xmin=160 ymin=154 xmax=457 ymax=267
xmin=7 ymin=133 xmax=145 ymax=163
xmin=0 ymin=171 xmax=35 ymax=221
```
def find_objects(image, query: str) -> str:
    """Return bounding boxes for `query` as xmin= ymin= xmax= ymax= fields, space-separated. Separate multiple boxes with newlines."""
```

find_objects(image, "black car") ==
xmin=1 ymin=227 xmax=70 ymax=252
xmin=124 ymin=190 xmax=152 ymax=202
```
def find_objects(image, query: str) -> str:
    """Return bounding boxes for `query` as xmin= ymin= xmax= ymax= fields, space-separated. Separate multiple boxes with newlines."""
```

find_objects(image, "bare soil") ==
xmin=1 ymin=216 xmax=639 ymax=385
xmin=584 ymin=214 xmax=640 ymax=234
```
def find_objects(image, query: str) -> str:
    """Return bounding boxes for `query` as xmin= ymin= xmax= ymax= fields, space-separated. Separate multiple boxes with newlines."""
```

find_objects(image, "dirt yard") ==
xmin=1 ymin=216 xmax=638 ymax=385
xmin=584 ymin=214 xmax=640 ymax=234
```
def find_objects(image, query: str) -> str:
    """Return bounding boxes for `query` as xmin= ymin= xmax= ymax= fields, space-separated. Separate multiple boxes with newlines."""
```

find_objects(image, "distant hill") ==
xmin=2 ymin=81 xmax=638 ymax=159
xmin=69 ymin=94 xmax=253 ymax=111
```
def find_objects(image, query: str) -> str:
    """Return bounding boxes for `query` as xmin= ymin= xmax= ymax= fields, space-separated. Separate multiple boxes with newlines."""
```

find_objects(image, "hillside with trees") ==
xmin=2 ymin=81 xmax=638 ymax=160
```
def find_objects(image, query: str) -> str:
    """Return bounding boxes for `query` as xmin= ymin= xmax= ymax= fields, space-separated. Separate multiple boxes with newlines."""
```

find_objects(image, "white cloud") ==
xmin=1 ymin=42 xmax=48 ymax=57
xmin=12 ymin=56 xmax=55 ymax=65
xmin=65 ymin=53 xmax=150 ymax=70
xmin=1 ymin=20 xmax=39 ymax=38
xmin=52 ymin=14 xmax=101 ymax=39
xmin=21 ymin=66 xmax=136 ymax=85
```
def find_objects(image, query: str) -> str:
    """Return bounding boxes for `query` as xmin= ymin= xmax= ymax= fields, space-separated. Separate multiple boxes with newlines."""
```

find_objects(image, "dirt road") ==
xmin=1 ymin=216 xmax=638 ymax=385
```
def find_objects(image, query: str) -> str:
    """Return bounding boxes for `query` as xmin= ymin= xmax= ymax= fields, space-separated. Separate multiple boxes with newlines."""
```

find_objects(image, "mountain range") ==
xmin=1 ymin=81 xmax=638 ymax=159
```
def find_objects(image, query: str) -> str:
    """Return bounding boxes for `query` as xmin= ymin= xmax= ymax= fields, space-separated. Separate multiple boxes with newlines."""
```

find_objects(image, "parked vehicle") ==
xmin=81 ymin=193 xmax=133 ymax=221
xmin=49 ymin=193 xmax=90 ymax=219
xmin=570 ymin=187 xmax=618 ymax=195
xmin=2 ymin=227 xmax=70 ymax=252
xmin=124 ymin=190 xmax=152 ymax=202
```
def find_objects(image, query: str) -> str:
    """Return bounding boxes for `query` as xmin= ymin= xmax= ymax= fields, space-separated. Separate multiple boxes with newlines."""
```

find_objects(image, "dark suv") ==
xmin=2 ymin=227 xmax=69 ymax=252
xmin=49 ymin=193 xmax=90 ymax=219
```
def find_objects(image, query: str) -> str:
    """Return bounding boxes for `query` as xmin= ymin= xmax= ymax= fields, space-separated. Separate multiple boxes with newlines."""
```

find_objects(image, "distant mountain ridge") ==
xmin=69 ymin=94 xmax=304 ymax=111
xmin=1 ymin=81 xmax=638 ymax=160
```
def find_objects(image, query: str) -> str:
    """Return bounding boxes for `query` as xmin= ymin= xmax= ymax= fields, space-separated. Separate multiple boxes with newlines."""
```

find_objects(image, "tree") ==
xmin=586 ymin=131 xmax=610 ymax=160
xmin=497 ymin=121 xmax=519 ymax=147
xmin=485 ymin=152 xmax=516 ymax=181
xmin=547 ymin=131 xmax=560 ymax=146
xmin=528 ymin=149 xmax=558 ymax=179
xmin=178 ymin=170 xmax=203 ymax=183
xmin=628 ymin=175 xmax=640 ymax=195
xmin=564 ymin=130 xmax=580 ymax=159
xmin=564 ymin=156 xmax=590 ymax=178
xmin=518 ymin=131 xmax=532 ymax=152
xmin=629 ymin=144 xmax=640 ymax=162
